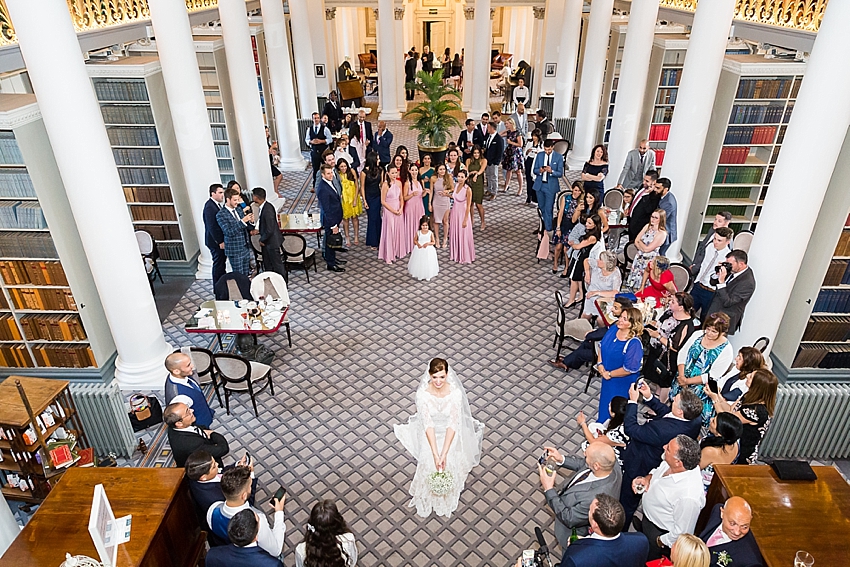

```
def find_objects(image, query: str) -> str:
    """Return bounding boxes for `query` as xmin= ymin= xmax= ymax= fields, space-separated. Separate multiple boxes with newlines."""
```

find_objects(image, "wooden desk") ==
xmin=0 ymin=467 xmax=201 ymax=567
xmin=701 ymin=465 xmax=850 ymax=567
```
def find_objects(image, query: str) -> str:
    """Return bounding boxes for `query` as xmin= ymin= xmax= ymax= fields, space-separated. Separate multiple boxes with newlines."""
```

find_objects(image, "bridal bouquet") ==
xmin=427 ymin=470 xmax=454 ymax=496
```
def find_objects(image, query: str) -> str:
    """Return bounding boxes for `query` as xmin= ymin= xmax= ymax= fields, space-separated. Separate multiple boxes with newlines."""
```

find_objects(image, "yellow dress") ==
xmin=341 ymin=176 xmax=363 ymax=219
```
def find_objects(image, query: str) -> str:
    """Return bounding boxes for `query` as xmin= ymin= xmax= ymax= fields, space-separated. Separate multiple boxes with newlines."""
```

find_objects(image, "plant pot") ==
xmin=417 ymin=144 xmax=448 ymax=166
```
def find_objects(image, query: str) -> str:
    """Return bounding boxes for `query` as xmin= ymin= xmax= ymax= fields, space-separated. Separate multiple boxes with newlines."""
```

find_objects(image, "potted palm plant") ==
xmin=404 ymin=69 xmax=462 ymax=165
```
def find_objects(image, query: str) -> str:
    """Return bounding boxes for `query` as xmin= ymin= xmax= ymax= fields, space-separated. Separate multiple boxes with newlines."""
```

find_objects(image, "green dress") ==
xmin=419 ymin=167 xmax=435 ymax=216
xmin=467 ymin=158 xmax=485 ymax=204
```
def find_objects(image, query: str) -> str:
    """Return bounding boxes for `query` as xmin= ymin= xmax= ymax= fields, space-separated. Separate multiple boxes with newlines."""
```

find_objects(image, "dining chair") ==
xmin=135 ymin=230 xmax=163 ymax=284
xmin=281 ymin=234 xmax=317 ymax=283
xmin=603 ymin=189 xmax=624 ymax=211
xmin=669 ymin=262 xmax=693 ymax=293
xmin=212 ymin=352 xmax=274 ymax=417
xmin=554 ymin=290 xmax=567 ymax=359
xmin=733 ymin=230 xmax=754 ymax=253
xmin=250 ymin=272 xmax=292 ymax=347
xmin=250 ymin=233 xmax=264 ymax=272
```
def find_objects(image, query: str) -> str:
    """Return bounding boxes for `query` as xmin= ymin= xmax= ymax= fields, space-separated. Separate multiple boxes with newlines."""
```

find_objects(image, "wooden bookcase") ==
xmin=0 ymin=376 xmax=88 ymax=502
xmin=87 ymin=57 xmax=200 ymax=271
xmin=640 ymin=36 xmax=689 ymax=170
xmin=683 ymin=55 xmax=805 ymax=253
xmin=0 ymin=95 xmax=114 ymax=374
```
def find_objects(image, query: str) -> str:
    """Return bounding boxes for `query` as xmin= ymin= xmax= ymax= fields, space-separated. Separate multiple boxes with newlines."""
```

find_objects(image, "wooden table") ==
xmin=278 ymin=212 xmax=322 ymax=248
xmin=700 ymin=464 xmax=850 ymax=567
xmin=0 ymin=467 xmax=202 ymax=567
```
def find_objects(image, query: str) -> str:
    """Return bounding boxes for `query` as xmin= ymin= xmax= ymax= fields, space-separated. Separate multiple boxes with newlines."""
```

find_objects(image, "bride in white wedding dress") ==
xmin=394 ymin=358 xmax=484 ymax=518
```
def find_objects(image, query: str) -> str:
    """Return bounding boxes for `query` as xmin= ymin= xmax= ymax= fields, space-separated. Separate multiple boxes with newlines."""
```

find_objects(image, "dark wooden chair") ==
xmin=212 ymin=353 xmax=274 ymax=418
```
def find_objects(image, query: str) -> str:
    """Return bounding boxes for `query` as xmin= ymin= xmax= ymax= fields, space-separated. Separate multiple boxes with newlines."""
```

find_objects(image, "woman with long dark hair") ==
xmin=716 ymin=347 xmax=765 ymax=401
xmin=699 ymin=412 xmax=743 ymax=491
xmin=361 ymin=153 xmax=384 ymax=248
xmin=644 ymin=292 xmax=697 ymax=403
xmin=295 ymin=499 xmax=357 ymax=567
xmin=709 ymin=368 xmax=778 ymax=464
xmin=576 ymin=395 xmax=629 ymax=463
xmin=562 ymin=214 xmax=602 ymax=309
xmin=581 ymin=144 xmax=609 ymax=196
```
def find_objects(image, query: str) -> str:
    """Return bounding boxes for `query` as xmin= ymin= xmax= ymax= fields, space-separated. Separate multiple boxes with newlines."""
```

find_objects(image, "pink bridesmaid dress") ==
xmin=450 ymin=184 xmax=475 ymax=264
xmin=402 ymin=180 xmax=425 ymax=257
xmin=378 ymin=180 xmax=407 ymax=264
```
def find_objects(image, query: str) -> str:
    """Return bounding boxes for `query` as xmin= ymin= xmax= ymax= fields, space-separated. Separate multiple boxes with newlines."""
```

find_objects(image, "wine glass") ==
xmin=795 ymin=551 xmax=814 ymax=567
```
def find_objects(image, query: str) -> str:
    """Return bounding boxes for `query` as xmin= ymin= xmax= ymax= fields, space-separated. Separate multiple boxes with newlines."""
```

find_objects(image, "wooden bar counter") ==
xmin=701 ymin=464 xmax=850 ymax=567
xmin=0 ymin=467 xmax=202 ymax=567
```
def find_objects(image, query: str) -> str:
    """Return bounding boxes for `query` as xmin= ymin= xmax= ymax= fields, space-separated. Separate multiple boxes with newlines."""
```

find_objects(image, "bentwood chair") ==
xmin=733 ymin=230 xmax=754 ymax=253
xmin=174 ymin=346 xmax=222 ymax=407
xmin=669 ymin=262 xmax=694 ymax=294
xmin=250 ymin=272 xmax=292 ymax=347
xmin=212 ymin=352 xmax=274 ymax=417
xmin=554 ymin=290 xmax=567 ymax=359
xmin=281 ymin=234 xmax=317 ymax=283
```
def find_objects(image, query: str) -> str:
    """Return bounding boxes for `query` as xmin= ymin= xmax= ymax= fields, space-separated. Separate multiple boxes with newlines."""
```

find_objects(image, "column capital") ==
xmin=490 ymin=7 xmax=495 ymax=19
xmin=325 ymin=7 xmax=336 ymax=20
xmin=533 ymin=6 xmax=545 ymax=19
xmin=394 ymin=6 xmax=404 ymax=20
xmin=464 ymin=7 xmax=474 ymax=20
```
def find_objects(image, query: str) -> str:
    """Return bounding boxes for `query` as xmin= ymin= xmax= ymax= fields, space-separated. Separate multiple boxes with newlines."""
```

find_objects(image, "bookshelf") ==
xmin=0 ymin=95 xmax=115 ymax=374
xmin=195 ymin=39 xmax=239 ymax=185
xmin=641 ymin=36 xmax=689 ymax=170
xmin=87 ymin=57 xmax=200 ymax=270
xmin=684 ymin=55 xmax=805 ymax=251
xmin=0 ymin=376 xmax=89 ymax=502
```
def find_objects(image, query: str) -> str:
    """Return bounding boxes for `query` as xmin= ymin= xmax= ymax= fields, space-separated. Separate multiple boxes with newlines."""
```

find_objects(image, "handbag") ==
xmin=327 ymin=231 xmax=344 ymax=249
xmin=128 ymin=394 xmax=163 ymax=432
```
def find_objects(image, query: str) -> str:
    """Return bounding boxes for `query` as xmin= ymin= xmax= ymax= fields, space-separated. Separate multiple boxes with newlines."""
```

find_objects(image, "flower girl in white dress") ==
xmin=408 ymin=216 xmax=439 ymax=281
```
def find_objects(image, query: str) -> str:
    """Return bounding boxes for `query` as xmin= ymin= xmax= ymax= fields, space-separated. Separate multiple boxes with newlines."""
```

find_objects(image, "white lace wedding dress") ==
xmin=394 ymin=368 xmax=484 ymax=518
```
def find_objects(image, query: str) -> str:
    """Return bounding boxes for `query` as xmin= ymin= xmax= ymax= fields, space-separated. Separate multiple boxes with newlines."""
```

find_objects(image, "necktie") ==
xmin=698 ymin=246 xmax=720 ymax=284
xmin=560 ymin=469 xmax=592 ymax=494
xmin=543 ymin=153 xmax=550 ymax=182
xmin=706 ymin=526 xmax=726 ymax=547
xmin=231 ymin=208 xmax=240 ymax=222
xmin=640 ymin=153 xmax=645 ymax=170
xmin=361 ymin=123 xmax=365 ymax=142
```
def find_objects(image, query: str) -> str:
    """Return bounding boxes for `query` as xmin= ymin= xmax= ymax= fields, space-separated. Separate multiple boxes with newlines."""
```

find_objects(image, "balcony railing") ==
xmin=0 ymin=0 xmax=220 ymax=47
xmin=660 ymin=0 xmax=827 ymax=33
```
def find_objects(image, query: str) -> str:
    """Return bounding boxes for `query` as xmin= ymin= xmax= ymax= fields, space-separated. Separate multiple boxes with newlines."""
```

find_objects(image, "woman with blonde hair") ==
xmin=501 ymin=118 xmax=524 ymax=195
xmin=430 ymin=163 xmax=454 ymax=249
xmin=594 ymin=307 xmax=644 ymax=422
xmin=626 ymin=208 xmax=668 ymax=290
xmin=671 ymin=534 xmax=710 ymax=567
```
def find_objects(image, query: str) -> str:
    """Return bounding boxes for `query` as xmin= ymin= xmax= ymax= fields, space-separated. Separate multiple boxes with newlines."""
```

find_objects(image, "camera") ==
xmin=516 ymin=527 xmax=553 ymax=567
xmin=714 ymin=261 xmax=733 ymax=275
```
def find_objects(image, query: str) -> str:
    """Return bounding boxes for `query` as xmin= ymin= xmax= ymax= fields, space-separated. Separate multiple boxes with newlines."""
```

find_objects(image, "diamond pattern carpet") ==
xmin=157 ymin=121 xmax=593 ymax=566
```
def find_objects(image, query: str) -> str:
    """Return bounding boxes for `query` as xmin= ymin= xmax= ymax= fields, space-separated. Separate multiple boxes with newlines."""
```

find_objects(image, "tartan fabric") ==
xmin=217 ymin=206 xmax=253 ymax=275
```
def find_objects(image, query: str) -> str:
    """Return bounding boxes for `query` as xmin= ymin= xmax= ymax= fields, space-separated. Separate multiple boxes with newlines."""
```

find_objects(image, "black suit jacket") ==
xmin=168 ymin=427 xmax=229 ymax=468
xmin=204 ymin=199 xmax=224 ymax=250
xmin=404 ymin=57 xmax=417 ymax=82
xmin=316 ymin=178 xmax=343 ymax=228
xmin=628 ymin=191 xmax=661 ymax=242
xmin=257 ymin=202 xmax=282 ymax=250
xmin=699 ymin=504 xmax=764 ymax=567
xmin=483 ymin=132 xmax=505 ymax=165
xmin=705 ymin=268 xmax=756 ymax=333
xmin=457 ymin=129 xmax=485 ymax=159
xmin=349 ymin=120 xmax=373 ymax=146
xmin=322 ymin=100 xmax=343 ymax=132
xmin=559 ymin=533 xmax=650 ymax=567
xmin=621 ymin=397 xmax=701 ymax=482
xmin=206 ymin=544 xmax=283 ymax=567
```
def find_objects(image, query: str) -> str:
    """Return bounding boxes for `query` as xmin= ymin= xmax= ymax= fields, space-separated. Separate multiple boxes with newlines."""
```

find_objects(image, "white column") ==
xmin=147 ymin=0 xmax=218 ymax=280
xmin=606 ymin=0 xmax=660 ymax=189
xmin=530 ymin=6 xmax=546 ymax=107
xmin=552 ymin=0 xmax=583 ymax=119
xmin=537 ymin=0 xmax=565 ymax=105
xmin=469 ymin=0 xmax=492 ymax=118
xmin=218 ymin=0 xmax=279 ymax=209
xmin=325 ymin=7 xmax=339 ymax=93
xmin=289 ymin=0 xmax=318 ymax=117
xmin=735 ymin=0 xmax=850 ymax=351
xmin=395 ymin=6 xmax=406 ymax=113
xmin=659 ymin=0 xmax=736 ymax=261
xmin=567 ymin=0 xmax=614 ymax=169
xmin=307 ymin=0 xmax=330 ymax=97
xmin=6 ymin=0 xmax=171 ymax=389
xmin=0 ymin=492 xmax=18 ymax=557
xmin=260 ymin=0 xmax=308 ymax=171
xmin=462 ymin=6 xmax=476 ymax=112
xmin=377 ymin=0 xmax=402 ymax=120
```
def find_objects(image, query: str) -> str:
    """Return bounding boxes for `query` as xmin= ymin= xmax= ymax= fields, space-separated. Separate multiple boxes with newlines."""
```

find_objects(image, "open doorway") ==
xmin=422 ymin=21 xmax=446 ymax=56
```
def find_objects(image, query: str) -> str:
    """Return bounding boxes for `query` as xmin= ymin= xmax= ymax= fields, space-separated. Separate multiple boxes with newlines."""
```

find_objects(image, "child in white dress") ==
xmin=408 ymin=216 xmax=439 ymax=281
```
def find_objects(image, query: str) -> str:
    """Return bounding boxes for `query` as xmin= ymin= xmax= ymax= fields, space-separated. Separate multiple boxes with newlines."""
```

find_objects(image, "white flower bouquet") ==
xmin=427 ymin=470 xmax=454 ymax=496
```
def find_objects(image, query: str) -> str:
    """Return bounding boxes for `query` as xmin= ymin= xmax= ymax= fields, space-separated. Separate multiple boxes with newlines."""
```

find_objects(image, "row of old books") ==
xmin=718 ymin=147 xmax=752 ymax=165
xmin=208 ymin=108 xmax=225 ymax=123
xmin=713 ymin=166 xmax=764 ymax=185
xmin=655 ymin=88 xmax=678 ymax=105
xmin=129 ymin=204 xmax=177 ymax=222
xmin=0 ymin=314 xmax=21 ymax=341
xmin=648 ymin=124 xmax=671 ymax=142
xmin=660 ymin=68 xmax=681 ymax=86
xmin=32 ymin=345 xmax=95 ymax=368
xmin=729 ymin=103 xmax=786 ymax=125
xmin=214 ymin=144 xmax=232 ymax=158
xmin=709 ymin=186 xmax=753 ymax=200
xmin=735 ymin=78 xmax=794 ymax=99
xmin=652 ymin=107 xmax=675 ymax=124
xmin=100 ymin=105 xmax=154 ymax=125
xmin=793 ymin=344 xmax=850 ymax=369
xmin=813 ymin=289 xmax=850 ymax=314
xmin=0 ymin=133 xmax=23 ymax=165
xmin=157 ymin=243 xmax=187 ymax=261
xmin=133 ymin=224 xmax=181 ymax=241
xmin=832 ymin=230 xmax=850 ymax=257
xmin=113 ymin=148 xmax=164 ymax=167
xmin=724 ymin=125 xmax=777 ymax=145
xmin=123 ymin=186 xmax=172 ymax=203
xmin=92 ymin=79 xmax=149 ymax=102
xmin=802 ymin=316 xmax=850 ymax=342
xmin=0 ymin=260 xmax=68 ymax=286
xmin=0 ymin=201 xmax=47 ymax=230
xmin=0 ymin=233 xmax=57 ymax=259
xmin=0 ymin=169 xmax=36 ymax=198
xmin=106 ymin=127 xmax=159 ymax=147
xmin=19 ymin=314 xmax=87 ymax=342
xmin=0 ymin=344 xmax=32 ymax=367
xmin=9 ymin=287 xmax=77 ymax=311
xmin=822 ymin=259 xmax=850 ymax=286
xmin=118 ymin=167 xmax=169 ymax=185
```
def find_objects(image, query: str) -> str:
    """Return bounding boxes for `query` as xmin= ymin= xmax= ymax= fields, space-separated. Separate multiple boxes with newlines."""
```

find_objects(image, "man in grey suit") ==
xmin=537 ymin=442 xmax=622 ymax=550
xmin=511 ymin=103 xmax=530 ymax=138
xmin=616 ymin=140 xmax=656 ymax=191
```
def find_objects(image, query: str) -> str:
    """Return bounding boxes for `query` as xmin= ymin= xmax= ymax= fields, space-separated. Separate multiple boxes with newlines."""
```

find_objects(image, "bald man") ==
xmin=164 ymin=351 xmax=214 ymax=428
xmin=699 ymin=496 xmax=764 ymax=567
xmin=538 ymin=441 xmax=623 ymax=550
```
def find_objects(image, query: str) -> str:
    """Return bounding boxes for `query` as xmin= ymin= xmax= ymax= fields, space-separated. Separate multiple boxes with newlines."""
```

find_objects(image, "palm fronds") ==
xmin=404 ymin=69 xmax=462 ymax=148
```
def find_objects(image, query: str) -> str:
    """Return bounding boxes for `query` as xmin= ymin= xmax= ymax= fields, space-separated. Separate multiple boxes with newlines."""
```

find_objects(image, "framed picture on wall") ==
xmin=492 ymin=7 xmax=504 ymax=37
xmin=315 ymin=64 xmax=326 ymax=78
xmin=545 ymin=63 xmax=557 ymax=77
xmin=366 ymin=7 xmax=376 ymax=38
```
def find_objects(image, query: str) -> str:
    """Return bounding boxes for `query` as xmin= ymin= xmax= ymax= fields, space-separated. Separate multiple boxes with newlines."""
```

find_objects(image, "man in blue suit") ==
xmin=164 ymin=351 xmax=213 ymax=428
xmin=374 ymin=121 xmax=394 ymax=167
xmin=203 ymin=183 xmax=226 ymax=286
xmin=558 ymin=494 xmax=649 ymax=567
xmin=619 ymin=382 xmax=702 ymax=528
xmin=216 ymin=187 xmax=254 ymax=276
xmin=316 ymin=164 xmax=345 ymax=272
xmin=205 ymin=509 xmax=283 ymax=567
xmin=533 ymin=139 xmax=564 ymax=233
xmin=700 ymin=497 xmax=764 ymax=567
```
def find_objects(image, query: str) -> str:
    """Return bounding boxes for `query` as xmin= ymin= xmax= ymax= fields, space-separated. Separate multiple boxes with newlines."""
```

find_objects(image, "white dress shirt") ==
xmin=207 ymin=501 xmax=285 ymax=557
xmin=642 ymin=460 xmax=705 ymax=548
xmin=696 ymin=241 xmax=731 ymax=287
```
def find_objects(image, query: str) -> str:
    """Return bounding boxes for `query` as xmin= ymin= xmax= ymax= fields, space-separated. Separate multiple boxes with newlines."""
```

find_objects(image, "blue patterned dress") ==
xmin=671 ymin=333 xmax=730 ymax=430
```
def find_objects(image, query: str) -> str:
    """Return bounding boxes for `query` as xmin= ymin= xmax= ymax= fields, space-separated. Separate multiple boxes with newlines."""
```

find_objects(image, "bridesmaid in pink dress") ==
xmin=402 ymin=162 xmax=425 ymax=257
xmin=378 ymin=165 xmax=406 ymax=263
xmin=450 ymin=170 xmax=475 ymax=264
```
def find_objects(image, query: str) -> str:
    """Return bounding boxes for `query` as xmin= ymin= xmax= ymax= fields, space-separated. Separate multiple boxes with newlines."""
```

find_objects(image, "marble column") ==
xmin=567 ymin=0 xmax=614 ymax=169
xmin=377 ymin=0 xmax=402 ymax=120
xmin=325 ymin=7 xmax=339 ymax=93
xmin=462 ymin=6 xmax=476 ymax=112
xmin=537 ymin=0 xmax=565 ymax=105
xmin=6 ymin=0 xmax=171 ymax=389
xmin=260 ymin=0 xmax=309 ymax=170
xmin=218 ymin=0 xmax=279 ymax=208
xmin=530 ymin=6 xmax=546 ymax=107
xmin=659 ymin=0 xmax=736 ymax=261
xmin=552 ymin=0 xmax=583 ymax=119
xmin=735 ymin=0 xmax=850 ymax=350
xmin=395 ymin=6 xmax=406 ymax=113
xmin=606 ymin=0 xmax=660 ymax=190
xmin=146 ymin=0 xmax=219 ymax=279
xmin=469 ymin=0 xmax=492 ymax=118
xmin=288 ymin=0 xmax=318 ymax=117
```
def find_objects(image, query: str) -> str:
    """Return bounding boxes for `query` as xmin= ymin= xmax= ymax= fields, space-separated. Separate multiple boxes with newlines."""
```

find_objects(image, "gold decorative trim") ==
xmin=659 ymin=0 xmax=827 ymax=33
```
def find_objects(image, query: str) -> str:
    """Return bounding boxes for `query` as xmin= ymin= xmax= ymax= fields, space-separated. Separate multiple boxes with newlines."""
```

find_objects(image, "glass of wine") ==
xmin=795 ymin=551 xmax=814 ymax=567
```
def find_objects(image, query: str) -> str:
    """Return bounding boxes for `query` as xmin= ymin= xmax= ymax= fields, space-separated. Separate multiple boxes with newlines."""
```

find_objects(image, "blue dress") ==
xmin=597 ymin=326 xmax=643 ymax=422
